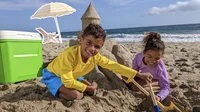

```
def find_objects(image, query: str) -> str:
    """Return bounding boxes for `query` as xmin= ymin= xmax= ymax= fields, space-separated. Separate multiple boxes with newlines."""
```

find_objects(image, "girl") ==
xmin=129 ymin=32 xmax=170 ymax=102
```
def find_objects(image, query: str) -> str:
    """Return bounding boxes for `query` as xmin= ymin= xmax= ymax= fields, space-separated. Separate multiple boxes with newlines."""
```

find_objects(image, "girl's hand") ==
xmin=155 ymin=95 xmax=161 ymax=101
xmin=137 ymin=72 xmax=153 ymax=82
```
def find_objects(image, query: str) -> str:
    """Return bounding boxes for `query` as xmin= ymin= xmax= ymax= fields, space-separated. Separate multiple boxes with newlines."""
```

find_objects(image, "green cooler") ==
xmin=0 ymin=30 xmax=43 ymax=84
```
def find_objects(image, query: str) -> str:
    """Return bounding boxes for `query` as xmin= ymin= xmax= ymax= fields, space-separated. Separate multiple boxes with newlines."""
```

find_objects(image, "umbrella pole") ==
xmin=54 ymin=17 xmax=62 ymax=43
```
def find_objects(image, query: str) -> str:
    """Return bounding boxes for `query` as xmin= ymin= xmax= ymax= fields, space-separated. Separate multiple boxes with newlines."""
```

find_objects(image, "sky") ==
xmin=1 ymin=0 xmax=200 ymax=32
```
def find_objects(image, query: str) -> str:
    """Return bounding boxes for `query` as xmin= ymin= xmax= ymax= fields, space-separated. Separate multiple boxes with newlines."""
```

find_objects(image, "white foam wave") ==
xmin=62 ymin=38 xmax=76 ymax=41
xmin=61 ymin=33 xmax=200 ymax=43
xmin=107 ymin=33 xmax=200 ymax=42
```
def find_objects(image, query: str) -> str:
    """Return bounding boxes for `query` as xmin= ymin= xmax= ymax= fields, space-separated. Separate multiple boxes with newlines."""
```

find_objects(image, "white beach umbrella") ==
xmin=30 ymin=2 xmax=76 ymax=43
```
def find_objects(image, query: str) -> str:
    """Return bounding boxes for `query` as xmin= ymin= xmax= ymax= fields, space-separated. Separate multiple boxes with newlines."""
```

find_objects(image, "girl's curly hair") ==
xmin=143 ymin=32 xmax=165 ymax=53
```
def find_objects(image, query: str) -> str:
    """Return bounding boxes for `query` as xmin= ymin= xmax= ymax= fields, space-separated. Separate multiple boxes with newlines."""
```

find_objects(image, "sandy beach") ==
xmin=0 ymin=40 xmax=200 ymax=112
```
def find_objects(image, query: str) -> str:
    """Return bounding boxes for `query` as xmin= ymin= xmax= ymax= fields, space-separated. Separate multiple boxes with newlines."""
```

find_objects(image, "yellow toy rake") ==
xmin=132 ymin=80 xmax=182 ymax=112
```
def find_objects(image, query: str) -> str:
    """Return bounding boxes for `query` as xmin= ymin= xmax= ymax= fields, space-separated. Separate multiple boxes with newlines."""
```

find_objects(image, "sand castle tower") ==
xmin=81 ymin=2 xmax=100 ymax=30
xmin=77 ymin=3 xmax=100 ymax=39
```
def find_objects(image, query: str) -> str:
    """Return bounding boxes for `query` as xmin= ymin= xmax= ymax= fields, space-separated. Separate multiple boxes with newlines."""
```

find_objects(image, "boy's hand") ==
xmin=91 ymin=81 xmax=98 ymax=89
xmin=137 ymin=72 xmax=153 ymax=82
xmin=85 ymin=81 xmax=98 ymax=96
xmin=82 ymin=79 xmax=92 ymax=86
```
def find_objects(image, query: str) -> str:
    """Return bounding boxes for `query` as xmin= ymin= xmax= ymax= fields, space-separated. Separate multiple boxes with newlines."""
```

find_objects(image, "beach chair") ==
xmin=36 ymin=27 xmax=59 ymax=44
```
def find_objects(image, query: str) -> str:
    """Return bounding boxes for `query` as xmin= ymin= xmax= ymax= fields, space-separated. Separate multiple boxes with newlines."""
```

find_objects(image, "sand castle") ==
xmin=78 ymin=2 xmax=100 ymax=39
xmin=70 ymin=3 xmax=101 ymax=46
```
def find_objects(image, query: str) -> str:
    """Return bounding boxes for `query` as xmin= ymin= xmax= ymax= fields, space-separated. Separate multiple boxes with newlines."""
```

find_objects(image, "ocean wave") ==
xmin=107 ymin=33 xmax=200 ymax=42
xmin=62 ymin=33 xmax=200 ymax=43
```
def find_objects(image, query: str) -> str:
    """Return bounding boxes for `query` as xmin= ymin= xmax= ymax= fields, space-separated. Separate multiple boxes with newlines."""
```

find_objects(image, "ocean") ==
xmin=61 ymin=23 xmax=200 ymax=43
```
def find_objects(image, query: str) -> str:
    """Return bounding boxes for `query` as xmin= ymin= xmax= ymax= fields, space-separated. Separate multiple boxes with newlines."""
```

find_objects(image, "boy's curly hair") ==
xmin=82 ymin=23 xmax=106 ymax=41
xmin=143 ymin=32 xmax=165 ymax=53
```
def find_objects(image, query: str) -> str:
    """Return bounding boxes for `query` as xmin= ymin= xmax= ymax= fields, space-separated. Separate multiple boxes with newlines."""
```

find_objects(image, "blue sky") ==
xmin=1 ymin=0 xmax=200 ymax=32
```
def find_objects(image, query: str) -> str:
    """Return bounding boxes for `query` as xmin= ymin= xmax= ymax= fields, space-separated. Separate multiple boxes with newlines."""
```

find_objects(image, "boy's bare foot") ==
xmin=85 ymin=89 xmax=97 ymax=96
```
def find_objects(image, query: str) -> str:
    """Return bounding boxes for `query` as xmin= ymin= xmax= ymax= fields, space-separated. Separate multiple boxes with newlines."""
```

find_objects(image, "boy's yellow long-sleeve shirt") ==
xmin=47 ymin=45 xmax=137 ymax=92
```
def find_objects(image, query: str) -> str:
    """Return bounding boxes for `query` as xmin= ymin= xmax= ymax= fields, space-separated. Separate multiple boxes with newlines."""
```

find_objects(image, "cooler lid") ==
xmin=0 ymin=30 xmax=42 ymax=40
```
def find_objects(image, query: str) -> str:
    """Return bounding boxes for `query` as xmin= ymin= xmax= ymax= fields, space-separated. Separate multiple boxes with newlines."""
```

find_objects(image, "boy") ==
xmin=42 ymin=23 xmax=152 ymax=100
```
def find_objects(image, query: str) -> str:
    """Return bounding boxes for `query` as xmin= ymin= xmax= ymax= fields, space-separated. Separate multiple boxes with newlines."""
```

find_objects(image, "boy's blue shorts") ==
xmin=41 ymin=68 xmax=84 ymax=97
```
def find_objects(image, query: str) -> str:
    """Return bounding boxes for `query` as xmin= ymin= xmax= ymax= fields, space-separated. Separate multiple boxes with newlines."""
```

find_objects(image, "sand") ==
xmin=0 ymin=41 xmax=200 ymax=112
